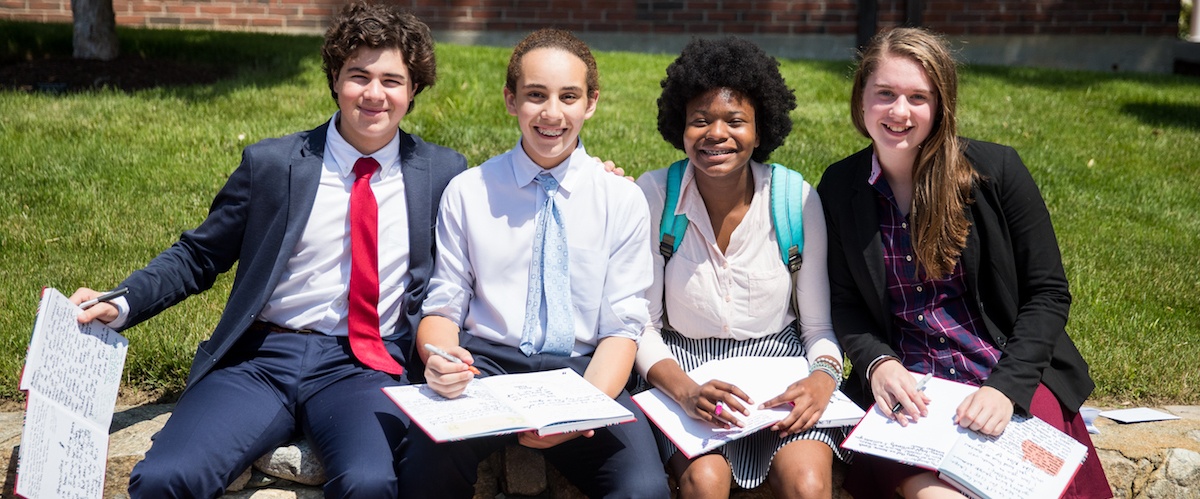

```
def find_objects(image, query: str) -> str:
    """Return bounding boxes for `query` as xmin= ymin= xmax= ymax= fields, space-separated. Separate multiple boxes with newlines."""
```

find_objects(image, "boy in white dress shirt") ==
xmin=396 ymin=28 xmax=669 ymax=498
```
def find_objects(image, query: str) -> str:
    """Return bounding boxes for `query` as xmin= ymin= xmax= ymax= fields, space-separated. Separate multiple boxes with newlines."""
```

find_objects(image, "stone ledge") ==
xmin=1 ymin=404 xmax=1198 ymax=498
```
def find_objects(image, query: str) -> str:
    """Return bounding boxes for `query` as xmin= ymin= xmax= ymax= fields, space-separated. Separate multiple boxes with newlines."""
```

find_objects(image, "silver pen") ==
xmin=79 ymin=287 xmax=129 ymax=310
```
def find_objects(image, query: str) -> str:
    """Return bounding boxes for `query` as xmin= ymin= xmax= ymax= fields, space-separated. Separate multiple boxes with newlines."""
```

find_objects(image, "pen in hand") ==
xmin=891 ymin=372 xmax=933 ymax=415
xmin=79 ymin=287 xmax=129 ymax=310
xmin=423 ymin=343 xmax=481 ymax=375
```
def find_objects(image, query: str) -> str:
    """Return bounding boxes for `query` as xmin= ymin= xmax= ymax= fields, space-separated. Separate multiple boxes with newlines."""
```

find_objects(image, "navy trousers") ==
xmin=128 ymin=327 xmax=412 ymax=499
xmin=397 ymin=333 xmax=670 ymax=499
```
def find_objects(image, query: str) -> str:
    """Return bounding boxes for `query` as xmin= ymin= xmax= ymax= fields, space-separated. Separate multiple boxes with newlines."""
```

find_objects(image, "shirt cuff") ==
xmin=106 ymin=296 xmax=131 ymax=330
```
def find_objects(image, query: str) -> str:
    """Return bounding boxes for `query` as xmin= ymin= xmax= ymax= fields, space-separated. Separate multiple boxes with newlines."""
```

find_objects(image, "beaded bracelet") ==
xmin=809 ymin=355 xmax=844 ymax=390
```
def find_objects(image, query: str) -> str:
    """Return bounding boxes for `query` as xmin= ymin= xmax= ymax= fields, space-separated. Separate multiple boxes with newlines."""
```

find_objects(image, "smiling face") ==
xmin=861 ymin=54 xmax=937 ymax=169
xmin=504 ymin=47 xmax=598 ymax=169
xmin=334 ymin=46 xmax=415 ymax=154
xmin=682 ymin=87 xmax=760 ymax=181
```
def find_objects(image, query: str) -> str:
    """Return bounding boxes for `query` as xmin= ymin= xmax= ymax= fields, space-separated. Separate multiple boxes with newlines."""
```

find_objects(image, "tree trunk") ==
xmin=72 ymin=0 xmax=119 ymax=61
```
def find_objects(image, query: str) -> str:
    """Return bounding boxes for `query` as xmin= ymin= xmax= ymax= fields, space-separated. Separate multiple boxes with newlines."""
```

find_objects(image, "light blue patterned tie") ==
xmin=519 ymin=173 xmax=574 ymax=356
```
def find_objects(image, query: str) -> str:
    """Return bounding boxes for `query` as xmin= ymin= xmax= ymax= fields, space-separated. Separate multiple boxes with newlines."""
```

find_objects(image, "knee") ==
xmin=770 ymin=465 xmax=831 ymax=499
xmin=129 ymin=458 xmax=227 ymax=499
xmin=323 ymin=468 xmax=397 ymax=498
xmin=604 ymin=464 xmax=671 ymax=499
xmin=677 ymin=458 xmax=731 ymax=492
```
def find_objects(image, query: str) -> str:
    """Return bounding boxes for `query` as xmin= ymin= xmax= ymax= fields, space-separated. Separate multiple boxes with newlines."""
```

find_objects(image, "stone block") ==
xmin=502 ymin=444 xmax=547 ymax=496
xmin=473 ymin=449 xmax=502 ymax=499
xmin=253 ymin=439 xmax=326 ymax=486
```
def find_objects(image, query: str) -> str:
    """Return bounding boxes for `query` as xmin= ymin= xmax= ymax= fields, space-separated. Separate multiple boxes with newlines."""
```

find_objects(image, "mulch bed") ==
xmin=0 ymin=55 xmax=228 ymax=94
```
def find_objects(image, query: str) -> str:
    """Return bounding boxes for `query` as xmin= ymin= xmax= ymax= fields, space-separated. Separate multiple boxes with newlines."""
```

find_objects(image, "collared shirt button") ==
xmin=724 ymin=295 xmax=732 ymax=302
xmin=916 ymin=285 xmax=923 ymax=293
xmin=335 ymin=299 xmax=346 ymax=308
xmin=721 ymin=261 xmax=729 ymax=269
xmin=917 ymin=314 xmax=924 ymax=322
xmin=905 ymin=255 xmax=913 ymax=262
xmin=939 ymin=336 xmax=946 ymax=344
xmin=722 ymin=325 xmax=730 ymax=332
xmin=901 ymin=222 xmax=908 ymax=229
xmin=949 ymin=368 xmax=956 ymax=375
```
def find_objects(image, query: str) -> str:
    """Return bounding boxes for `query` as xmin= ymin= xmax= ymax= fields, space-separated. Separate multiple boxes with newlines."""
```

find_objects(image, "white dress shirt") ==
xmin=107 ymin=114 xmax=410 ymax=338
xmin=257 ymin=113 xmax=410 ymax=337
xmin=633 ymin=160 xmax=841 ymax=377
xmin=422 ymin=140 xmax=652 ymax=356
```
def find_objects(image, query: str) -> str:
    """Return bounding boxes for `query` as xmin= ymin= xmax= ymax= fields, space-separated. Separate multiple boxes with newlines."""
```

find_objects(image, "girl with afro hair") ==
xmin=633 ymin=37 xmax=850 ymax=498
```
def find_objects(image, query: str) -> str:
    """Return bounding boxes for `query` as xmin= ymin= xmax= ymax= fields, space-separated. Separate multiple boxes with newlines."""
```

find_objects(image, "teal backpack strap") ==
xmin=769 ymin=163 xmax=805 ymax=273
xmin=659 ymin=159 xmax=690 ymax=261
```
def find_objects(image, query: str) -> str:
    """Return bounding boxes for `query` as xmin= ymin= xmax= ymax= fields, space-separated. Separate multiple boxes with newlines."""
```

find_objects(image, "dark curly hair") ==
xmin=321 ymin=1 xmax=437 ymax=112
xmin=657 ymin=37 xmax=796 ymax=163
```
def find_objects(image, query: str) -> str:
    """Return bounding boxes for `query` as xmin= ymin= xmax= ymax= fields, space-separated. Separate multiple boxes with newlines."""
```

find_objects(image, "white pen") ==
xmin=892 ymin=372 xmax=933 ymax=414
xmin=79 ymin=287 xmax=129 ymax=310
xmin=423 ymin=343 xmax=481 ymax=375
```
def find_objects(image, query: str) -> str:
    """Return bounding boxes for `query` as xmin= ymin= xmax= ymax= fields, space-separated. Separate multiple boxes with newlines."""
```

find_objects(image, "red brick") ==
xmin=24 ymin=1 xmax=57 ymax=11
xmin=668 ymin=11 xmax=702 ymax=22
xmin=825 ymin=2 xmax=856 ymax=13
xmin=249 ymin=17 xmax=284 ymax=27
xmin=1088 ymin=12 xmax=1122 ymax=23
xmin=470 ymin=8 xmax=502 ymax=19
xmin=686 ymin=1 xmax=720 ymax=10
xmin=721 ymin=23 xmax=755 ymax=33
xmin=198 ymin=5 xmax=233 ymax=15
xmin=1125 ymin=12 xmax=1167 ymax=23
xmin=775 ymin=12 xmax=811 ymax=23
xmin=236 ymin=5 xmax=267 ymax=15
xmin=742 ymin=11 xmax=772 ymax=23
xmin=211 ymin=16 xmax=244 ymax=25
xmin=502 ymin=9 xmax=538 ymax=20
xmin=179 ymin=16 xmax=214 ymax=26
xmin=926 ymin=1 xmax=964 ymax=13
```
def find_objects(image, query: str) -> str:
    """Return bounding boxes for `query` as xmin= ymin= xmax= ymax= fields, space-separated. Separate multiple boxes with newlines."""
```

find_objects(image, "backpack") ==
xmin=658 ymin=159 xmax=805 ymax=273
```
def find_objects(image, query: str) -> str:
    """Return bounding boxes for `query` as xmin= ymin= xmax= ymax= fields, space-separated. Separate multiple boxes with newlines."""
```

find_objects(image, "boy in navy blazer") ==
xmin=70 ymin=3 xmax=466 ymax=497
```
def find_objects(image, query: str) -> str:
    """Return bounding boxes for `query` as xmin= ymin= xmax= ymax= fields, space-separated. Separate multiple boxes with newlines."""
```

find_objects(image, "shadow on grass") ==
xmin=1 ymin=20 xmax=321 ymax=99
xmin=963 ymin=62 xmax=1198 ymax=89
xmin=1120 ymin=102 xmax=1200 ymax=131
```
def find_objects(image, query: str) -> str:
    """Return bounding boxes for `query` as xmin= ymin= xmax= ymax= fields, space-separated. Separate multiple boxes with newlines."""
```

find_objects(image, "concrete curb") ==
xmin=2 ymin=405 xmax=1198 ymax=498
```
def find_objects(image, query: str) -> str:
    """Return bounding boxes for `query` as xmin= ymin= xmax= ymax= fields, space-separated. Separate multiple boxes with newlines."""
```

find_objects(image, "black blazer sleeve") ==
xmin=964 ymin=140 xmax=1087 ymax=412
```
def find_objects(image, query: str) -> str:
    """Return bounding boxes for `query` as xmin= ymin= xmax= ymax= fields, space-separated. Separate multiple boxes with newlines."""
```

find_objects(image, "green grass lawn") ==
xmin=2 ymin=21 xmax=1198 ymax=406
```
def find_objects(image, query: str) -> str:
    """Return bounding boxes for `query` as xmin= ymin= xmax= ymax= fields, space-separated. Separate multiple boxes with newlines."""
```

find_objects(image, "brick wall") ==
xmin=0 ymin=0 xmax=1181 ymax=38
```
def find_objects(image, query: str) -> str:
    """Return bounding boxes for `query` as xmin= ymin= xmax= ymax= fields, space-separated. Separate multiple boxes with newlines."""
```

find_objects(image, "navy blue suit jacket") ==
xmin=818 ymin=138 xmax=1093 ymax=414
xmin=116 ymin=122 xmax=467 ymax=387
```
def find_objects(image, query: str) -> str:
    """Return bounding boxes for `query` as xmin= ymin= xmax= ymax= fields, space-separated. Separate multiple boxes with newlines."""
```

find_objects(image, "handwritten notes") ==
xmin=17 ymin=288 xmax=129 ymax=499
xmin=842 ymin=374 xmax=1087 ymax=499
xmin=631 ymin=356 xmax=865 ymax=459
xmin=936 ymin=414 xmax=1086 ymax=498
xmin=384 ymin=368 xmax=634 ymax=442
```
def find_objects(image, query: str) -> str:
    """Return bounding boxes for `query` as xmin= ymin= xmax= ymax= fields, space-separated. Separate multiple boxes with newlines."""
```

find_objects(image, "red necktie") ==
xmin=347 ymin=157 xmax=404 ymax=375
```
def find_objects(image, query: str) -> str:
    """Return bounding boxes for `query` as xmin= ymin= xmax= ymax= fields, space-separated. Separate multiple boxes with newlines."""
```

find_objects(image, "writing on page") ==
xmin=18 ymin=289 xmax=127 ymax=499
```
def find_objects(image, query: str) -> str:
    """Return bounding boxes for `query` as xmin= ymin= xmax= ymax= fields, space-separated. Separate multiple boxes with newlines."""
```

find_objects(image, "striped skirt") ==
xmin=646 ymin=325 xmax=852 ymax=489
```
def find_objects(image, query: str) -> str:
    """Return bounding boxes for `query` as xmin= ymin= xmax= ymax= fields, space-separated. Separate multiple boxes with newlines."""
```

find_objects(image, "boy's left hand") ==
xmin=594 ymin=156 xmax=632 ymax=181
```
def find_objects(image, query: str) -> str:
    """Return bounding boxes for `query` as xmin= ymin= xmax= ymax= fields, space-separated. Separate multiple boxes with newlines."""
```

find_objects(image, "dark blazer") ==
xmin=818 ymin=138 xmax=1093 ymax=413
xmin=116 ymin=123 xmax=467 ymax=387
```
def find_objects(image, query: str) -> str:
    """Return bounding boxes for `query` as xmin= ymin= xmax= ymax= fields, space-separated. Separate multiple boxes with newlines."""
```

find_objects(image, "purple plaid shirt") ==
xmin=869 ymin=158 xmax=1001 ymax=386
